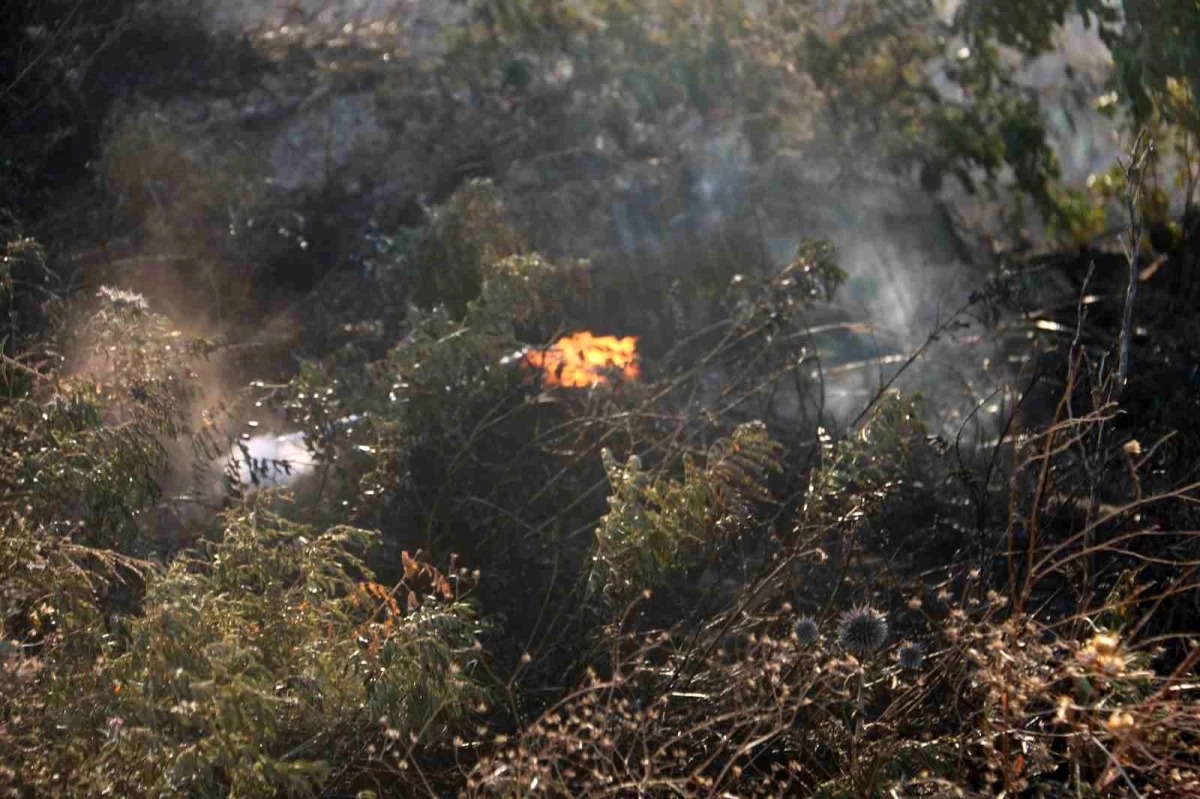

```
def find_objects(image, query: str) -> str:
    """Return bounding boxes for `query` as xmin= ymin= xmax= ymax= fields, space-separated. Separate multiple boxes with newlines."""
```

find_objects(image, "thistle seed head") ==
xmin=837 ymin=605 xmax=888 ymax=654
xmin=793 ymin=616 xmax=819 ymax=645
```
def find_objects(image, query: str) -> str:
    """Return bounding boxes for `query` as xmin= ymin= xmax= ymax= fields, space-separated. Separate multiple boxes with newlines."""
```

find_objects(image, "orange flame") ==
xmin=524 ymin=331 xmax=640 ymax=388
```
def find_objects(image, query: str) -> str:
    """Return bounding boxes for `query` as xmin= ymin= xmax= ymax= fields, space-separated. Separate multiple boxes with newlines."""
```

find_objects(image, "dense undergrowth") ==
xmin=3 ymin=1 xmax=1200 ymax=797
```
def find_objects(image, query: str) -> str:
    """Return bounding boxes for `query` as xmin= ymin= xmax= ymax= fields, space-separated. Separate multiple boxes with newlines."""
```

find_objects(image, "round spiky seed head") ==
xmin=898 ymin=643 xmax=924 ymax=671
xmin=794 ymin=616 xmax=819 ymax=645
xmin=837 ymin=606 xmax=888 ymax=654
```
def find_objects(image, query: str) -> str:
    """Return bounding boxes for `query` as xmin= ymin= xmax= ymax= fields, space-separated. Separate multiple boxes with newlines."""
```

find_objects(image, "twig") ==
xmin=1 ymin=353 xmax=52 ymax=381
xmin=1117 ymin=130 xmax=1153 ymax=391
xmin=847 ymin=296 xmax=976 ymax=432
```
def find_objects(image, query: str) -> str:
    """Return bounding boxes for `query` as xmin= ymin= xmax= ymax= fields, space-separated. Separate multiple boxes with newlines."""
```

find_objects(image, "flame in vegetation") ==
xmin=524 ymin=332 xmax=641 ymax=388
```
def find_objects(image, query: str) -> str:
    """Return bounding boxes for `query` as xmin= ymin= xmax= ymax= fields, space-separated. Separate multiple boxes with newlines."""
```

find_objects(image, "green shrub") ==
xmin=591 ymin=421 xmax=781 ymax=602
xmin=0 ymin=285 xmax=217 ymax=553
xmin=96 ymin=506 xmax=483 ymax=798
xmin=0 ymin=283 xmax=486 ymax=798
xmin=410 ymin=179 xmax=524 ymax=318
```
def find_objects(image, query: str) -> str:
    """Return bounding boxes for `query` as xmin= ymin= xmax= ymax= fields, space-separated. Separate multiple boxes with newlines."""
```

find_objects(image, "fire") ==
xmin=524 ymin=331 xmax=640 ymax=388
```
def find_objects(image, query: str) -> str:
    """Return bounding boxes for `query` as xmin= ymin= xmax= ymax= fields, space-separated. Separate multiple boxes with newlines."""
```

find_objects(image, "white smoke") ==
xmin=230 ymin=430 xmax=316 ymax=489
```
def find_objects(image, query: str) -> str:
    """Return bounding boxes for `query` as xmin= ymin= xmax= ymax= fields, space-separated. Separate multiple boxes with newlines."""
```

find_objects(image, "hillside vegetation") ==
xmin=2 ymin=1 xmax=1199 ymax=796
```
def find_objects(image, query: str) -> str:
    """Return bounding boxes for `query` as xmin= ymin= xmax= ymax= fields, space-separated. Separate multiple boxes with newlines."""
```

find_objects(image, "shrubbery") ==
xmin=6 ymin=185 xmax=1199 ymax=797
xmin=3 ymin=1 xmax=1200 ymax=797
xmin=0 ymin=292 xmax=484 ymax=796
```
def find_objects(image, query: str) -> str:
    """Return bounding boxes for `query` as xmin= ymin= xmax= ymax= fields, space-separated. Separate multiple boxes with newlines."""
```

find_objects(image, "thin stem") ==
xmin=1118 ymin=131 xmax=1153 ymax=391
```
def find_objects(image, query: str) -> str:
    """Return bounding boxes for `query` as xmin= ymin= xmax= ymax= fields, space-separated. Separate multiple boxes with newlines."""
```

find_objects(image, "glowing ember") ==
xmin=524 ymin=331 xmax=640 ymax=388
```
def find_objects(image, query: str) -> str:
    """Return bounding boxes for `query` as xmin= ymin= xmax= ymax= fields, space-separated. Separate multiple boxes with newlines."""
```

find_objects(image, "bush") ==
xmin=0 ymin=282 xmax=486 ymax=798
xmin=591 ymin=421 xmax=781 ymax=603
xmin=6 ymin=3 xmax=1200 ymax=796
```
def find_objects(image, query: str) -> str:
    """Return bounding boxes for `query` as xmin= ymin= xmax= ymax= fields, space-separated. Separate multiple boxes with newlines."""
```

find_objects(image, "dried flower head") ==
xmin=793 ymin=616 xmax=819 ymax=645
xmin=1054 ymin=694 xmax=1074 ymax=724
xmin=898 ymin=643 xmax=924 ymax=670
xmin=1077 ymin=632 xmax=1127 ymax=677
xmin=1104 ymin=710 xmax=1136 ymax=735
xmin=837 ymin=606 xmax=887 ymax=654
